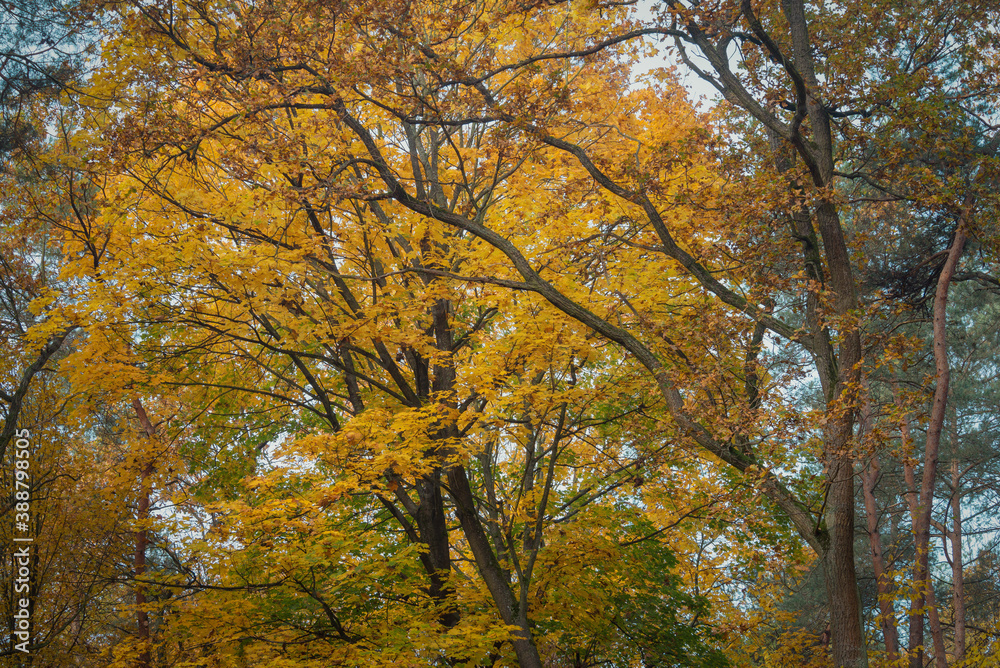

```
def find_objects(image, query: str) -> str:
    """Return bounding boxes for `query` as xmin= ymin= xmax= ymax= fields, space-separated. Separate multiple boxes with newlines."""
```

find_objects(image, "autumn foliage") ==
xmin=1 ymin=0 xmax=999 ymax=667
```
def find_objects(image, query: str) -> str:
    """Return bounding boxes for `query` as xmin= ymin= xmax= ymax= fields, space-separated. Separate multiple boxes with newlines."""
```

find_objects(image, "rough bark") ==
xmin=822 ymin=448 xmax=866 ymax=668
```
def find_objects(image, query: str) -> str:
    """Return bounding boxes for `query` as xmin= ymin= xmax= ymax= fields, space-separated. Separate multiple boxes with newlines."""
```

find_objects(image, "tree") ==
xmin=0 ymin=0 xmax=89 ymax=153
xmin=0 ymin=119 xmax=143 ymax=664
xmin=56 ymin=4 xmax=743 ymax=665
xmin=14 ymin=0 xmax=1000 ymax=665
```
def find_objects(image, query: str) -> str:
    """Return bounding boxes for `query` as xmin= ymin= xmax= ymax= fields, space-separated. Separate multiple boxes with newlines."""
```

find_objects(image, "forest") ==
xmin=1 ymin=0 xmax=999 ymax=666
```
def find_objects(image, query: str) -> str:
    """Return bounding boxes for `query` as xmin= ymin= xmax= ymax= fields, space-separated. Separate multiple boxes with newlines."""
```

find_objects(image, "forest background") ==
xmin=1 ymin=0 xmax=999 ymax=667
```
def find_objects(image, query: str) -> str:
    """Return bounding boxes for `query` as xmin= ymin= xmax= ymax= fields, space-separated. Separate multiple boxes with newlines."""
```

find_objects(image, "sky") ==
xmin=630 ymin=0 xmax=723 ymax=108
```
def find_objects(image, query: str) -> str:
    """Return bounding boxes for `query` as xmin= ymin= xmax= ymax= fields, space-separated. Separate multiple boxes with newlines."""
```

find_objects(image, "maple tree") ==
xmin=0 ymin=99 xmax=154 ymax=665
xmin=49 ymin=5 xmax=738 ymax=666
xmin=2 ymin=0 xmax=999 ymax=666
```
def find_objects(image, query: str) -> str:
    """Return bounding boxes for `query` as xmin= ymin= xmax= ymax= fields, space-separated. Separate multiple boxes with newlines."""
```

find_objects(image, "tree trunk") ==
xmin=862 ymin=454 xmax=900 ymax=660
xmin=823 ymin=449 xmax=867 ymax=668
xmin=950 ymin=459 xmax=966 ymax=662
xmin=903 ymin=452 xmax=949 ymax=668
xmin=909 ymin=209 xmax=969 ymax=668
xmin=448 ymin=465 xmax=545 ymax=668
xmin=414 ymin=469 xmax=458 ymax=627
xmin=858 ymin=378 xmax=900 ymax=659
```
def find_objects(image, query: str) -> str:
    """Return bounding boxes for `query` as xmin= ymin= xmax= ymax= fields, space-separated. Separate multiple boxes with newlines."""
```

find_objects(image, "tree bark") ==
xmin=909 ymin=207 xmax=969 ymax=668
xmin=414 ymin=469 xmax=458 ymax=627
xmin=950 ymin=459 xmax=966 ymax=662
xmin=822 ymin=448 xmax=867 ymax=668
xmin=902 ymin=445 xmax=948 ymax=668
xmin=448 ymin=465 xmax=545 ymax=668
xmin=862 ymin=454 xmax=900 ymax=660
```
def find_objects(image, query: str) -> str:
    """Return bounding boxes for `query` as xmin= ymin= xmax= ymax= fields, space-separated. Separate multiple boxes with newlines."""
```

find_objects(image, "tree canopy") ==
xmin=2 ymin=0 xmax=999 ymax=667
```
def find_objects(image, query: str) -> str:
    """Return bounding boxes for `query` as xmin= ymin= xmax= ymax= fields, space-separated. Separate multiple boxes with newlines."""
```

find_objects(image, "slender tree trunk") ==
xmin=902 ymin=450 xmax=949 ymax=668
xmin=927 ymin=592 xmax=948 ymax=668
xmin=448 ymin=465 xmax=545 ymax=668
xmin=901 ymin=457 xmax=925 ymax=667
xmin=910 ymin=210 xmax=969 ymax=668
xmin=862 ymin=454 xmax=900 ymax=660
xmin=897 ymin=394 xmax=925 ymax=667
xmin=859 ymin=378 xmax=900 ymax=659
xmin=950 ymin=459 xmax=966 ymax=662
